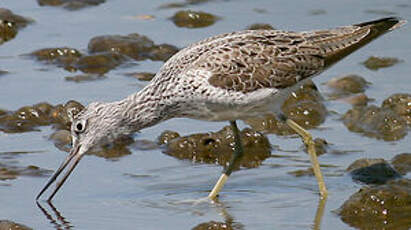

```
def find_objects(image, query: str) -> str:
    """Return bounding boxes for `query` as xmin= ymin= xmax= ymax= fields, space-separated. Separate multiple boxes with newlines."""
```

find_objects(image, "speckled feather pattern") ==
xmin=73 ymin=17 xmax=404 ymax=146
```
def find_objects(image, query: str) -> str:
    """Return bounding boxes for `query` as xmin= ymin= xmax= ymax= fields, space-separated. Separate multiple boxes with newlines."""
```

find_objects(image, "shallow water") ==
xmin=1 ymin=0 xmax=410 ymax=229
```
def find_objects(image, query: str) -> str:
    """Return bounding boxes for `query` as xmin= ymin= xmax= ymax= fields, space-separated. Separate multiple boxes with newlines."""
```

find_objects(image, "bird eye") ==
xmin=73 ymin=119 xmax=87 ymax=134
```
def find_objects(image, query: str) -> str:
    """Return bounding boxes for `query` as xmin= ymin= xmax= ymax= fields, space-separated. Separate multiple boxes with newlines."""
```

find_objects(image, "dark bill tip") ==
xmin=36 ymin=145 xmax=82 ymax=202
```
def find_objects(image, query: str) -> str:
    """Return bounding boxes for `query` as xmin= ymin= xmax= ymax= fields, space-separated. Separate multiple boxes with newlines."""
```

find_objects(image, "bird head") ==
xmin=36 ymin=102 xmax=128 ymax=201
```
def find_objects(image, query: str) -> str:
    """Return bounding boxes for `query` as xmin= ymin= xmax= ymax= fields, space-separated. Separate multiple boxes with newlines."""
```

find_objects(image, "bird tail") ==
xmin=318 ymin=17 xmax=407 ymax=68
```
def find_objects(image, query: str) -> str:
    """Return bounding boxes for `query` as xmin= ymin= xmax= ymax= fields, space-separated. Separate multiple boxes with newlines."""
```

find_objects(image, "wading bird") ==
xmin=37 ymin=17 xmax=405 ymax=201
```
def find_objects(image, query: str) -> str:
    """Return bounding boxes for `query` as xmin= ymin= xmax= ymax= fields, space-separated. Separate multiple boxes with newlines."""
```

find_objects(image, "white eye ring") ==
xmin=73 ymin=119 xmax=87 ymax=134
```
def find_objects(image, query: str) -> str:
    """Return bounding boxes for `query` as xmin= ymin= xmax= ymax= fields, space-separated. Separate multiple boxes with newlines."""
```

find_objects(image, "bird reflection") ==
xmin=36 ymin=201 xmax=73 ymax=230
xmin=191 ymin=195 xmax=327 ymax=230
xmin=191 ymin=198 xmax=244 ymax=230
xmin=35 ymin=193 xmax=327 ymax=229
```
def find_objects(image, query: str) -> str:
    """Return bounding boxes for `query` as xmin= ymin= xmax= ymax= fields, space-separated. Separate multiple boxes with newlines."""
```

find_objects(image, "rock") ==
xmin=0 ymin=20 xmax=17 ymax=45
xmin=0 ymin=70 xmax=8 ymax=76
xmin=246 ymin=23 xmax=275 ymax=30
xmin=309 ymin=9 xmax=327 ymax=15
xmin=49 ymin=129 xmax=72 ymax=151
xmin=339 ymin=93 xmax=371 ymax=107
xmin=0 ymin=220 xmax=32 ymax=230
xmin=0 ymin=101 xmax=84 ymax=133
xmin=0 ymin=103 xmax=54 ymax=133
xmin=347 ymin=158 xmax=386 ymax=171
xmin=74 ymin=52 xmax=127 ymax=74
xmin=161 ymin=126 xmax=271 ymax=170
xmin=170 ymin=10 xmax=220 ymax=28
xmin=364 ymin=9 xmax=396 ymax=16
xmin=362 ymin=56 xmax=401 ymax=70
xmin=288 ymin=167 xmax=314 ymax=177
xmin=391 ymin=153 xmax=411 ymax=175
xmin=30 ymin=47 xmax=83 ymax=72
xmin=0 ymin=8 xmax=33 ymax=29
xmin=0 ymin=162 xmax=51 ymax=180
xmin=148 ymin=43 xmax=179 ymax=61
xmin=342 ymin=105 xmax=407 ymax=141
xmin=381 ymin=93 xmax=411 ymax=125
xmin=245 ymin=80 xmax=326 ymax=135
xmin=348 ymin=160 xmax=401 ymax=184
xmin=37 ymin=0 xmax=106 ymax=10
xmin=325 ymin=74 xmax=369 ymax=98
xmin=50 ymin=100 xmax=84 ymax=130
xmin=88 ymin=33 xmax=179 ymax=62
xmin=86 ymin=135 xmax=134 ymax=159
xmin=124 ymin=72 xmax=155 ymax=81
xmin=158 ymin=130 xmax=180 ymax=145
xmin=338 ymin=179 xmax=411 ymax=230
xmin=158 ymin=0 xmax=215 ymax=9
xmin=192 ymin=220 xmax=244 ymax=230
xmin=65 ymin=74 xmax=106 ymax=82
xmin=310 ymin=138 xmax=328 ymax=156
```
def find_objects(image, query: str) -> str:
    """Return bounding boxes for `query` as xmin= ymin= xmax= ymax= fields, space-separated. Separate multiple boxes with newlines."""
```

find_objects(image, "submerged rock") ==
xmin=246 ymin=23 xmax=275 ymax=30
xmin=124 ymin=72 xmax=155 ymax=81
xmin=362 ymin=56 xmax=401 ymax=70
xmin=245 ymin=80 xmax=326 ymax=135
xmin=88 ymin=33 xmax=179 ymax=62
xmin=338 ymin=179 xmax=411 ymax=230
xmin=0 ymin=162 xmax=51 ymax=180
xmin=325 ymin=74 xmax=369 ymax=99
xmin=158 ymin=0 xmax=215 ymax=9
xmin=339 ymin=93 xmax=371 ymax=107
xmin=347 ymin=158 xmax=401 ymax=184
xmin=170 ymin=10 xmax=220 ymax=28
xmin=382 ymin=93 xmax=411 ymax=125
xmin=0 ymin=70 xmax=8 ymax=76
xmin=65 ymin=73 xmax=106 ymax=82
xmin=192 ymin=220 xmax=244 ymax=230
xmin=159 ymin=126 xmax=271 ymax=170
xmin=37 ymin=0 xmax=106 ymax=10
xmin=342 ymin=105 xmax=407 ymax=141
xmin=391 ymin=153 xmax=411 ymax=175
xmin=49 ymin=129 xmax=135 ymax=159
xmin=309 ymin=9 xmax=327 ymax=15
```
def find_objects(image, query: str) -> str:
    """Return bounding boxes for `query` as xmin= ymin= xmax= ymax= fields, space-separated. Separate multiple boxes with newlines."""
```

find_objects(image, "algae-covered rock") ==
xmin=342 ymin=105 xmax=407 ymax=141
xmin=170 ymin=10 xmax=219 ymax=28
xmin=245 ymin=80 xmax=326 ymax=135
xmin=338 ymin=179 xmax=411 ymax=230
xmin=347 ymin=158 xmax=401 ymax=184
xmin=362 ymin=56 xmax=401 ymax=70
xmin=382 ymin=93 xmax=411 ymax=125
xmin=391 ymin=153 xmax=411 ymax=175
xmin=159 ymin=126 xmax=270 ymax=170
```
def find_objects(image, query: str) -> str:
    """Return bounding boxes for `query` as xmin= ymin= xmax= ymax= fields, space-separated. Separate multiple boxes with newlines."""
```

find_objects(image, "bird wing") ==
xmin=192 ymin=23 xmax=378 ymax=93
xmin=157 ymin=17 xmax=402 ymax=94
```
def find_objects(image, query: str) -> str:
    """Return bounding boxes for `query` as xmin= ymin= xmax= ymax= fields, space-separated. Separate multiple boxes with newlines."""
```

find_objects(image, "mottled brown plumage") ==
xmin=157 ymin=17 xmax=403 ymax=93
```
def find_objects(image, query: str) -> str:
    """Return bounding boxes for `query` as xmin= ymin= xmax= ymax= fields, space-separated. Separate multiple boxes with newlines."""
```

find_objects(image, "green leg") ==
xmin=286 ymin=119 xmax=328 ymax=197
xmin=208 ymin=120 xmax=244 ymax=200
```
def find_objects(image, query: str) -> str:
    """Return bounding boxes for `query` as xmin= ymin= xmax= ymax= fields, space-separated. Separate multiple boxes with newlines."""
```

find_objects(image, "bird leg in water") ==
xmin=208 ymin=120 xmax=244 ymax=200
xmin=285 ymin=119 xmax=328 ymax=197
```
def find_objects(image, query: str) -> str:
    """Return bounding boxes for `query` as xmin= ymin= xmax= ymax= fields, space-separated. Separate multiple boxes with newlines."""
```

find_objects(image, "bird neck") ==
xmin=117 ymin=84 xmax=167 ymax=133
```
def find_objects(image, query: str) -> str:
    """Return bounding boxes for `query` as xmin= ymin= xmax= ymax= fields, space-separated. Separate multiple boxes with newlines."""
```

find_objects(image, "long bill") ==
xmin=36 ymin=144 xmax=84 ymax=202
